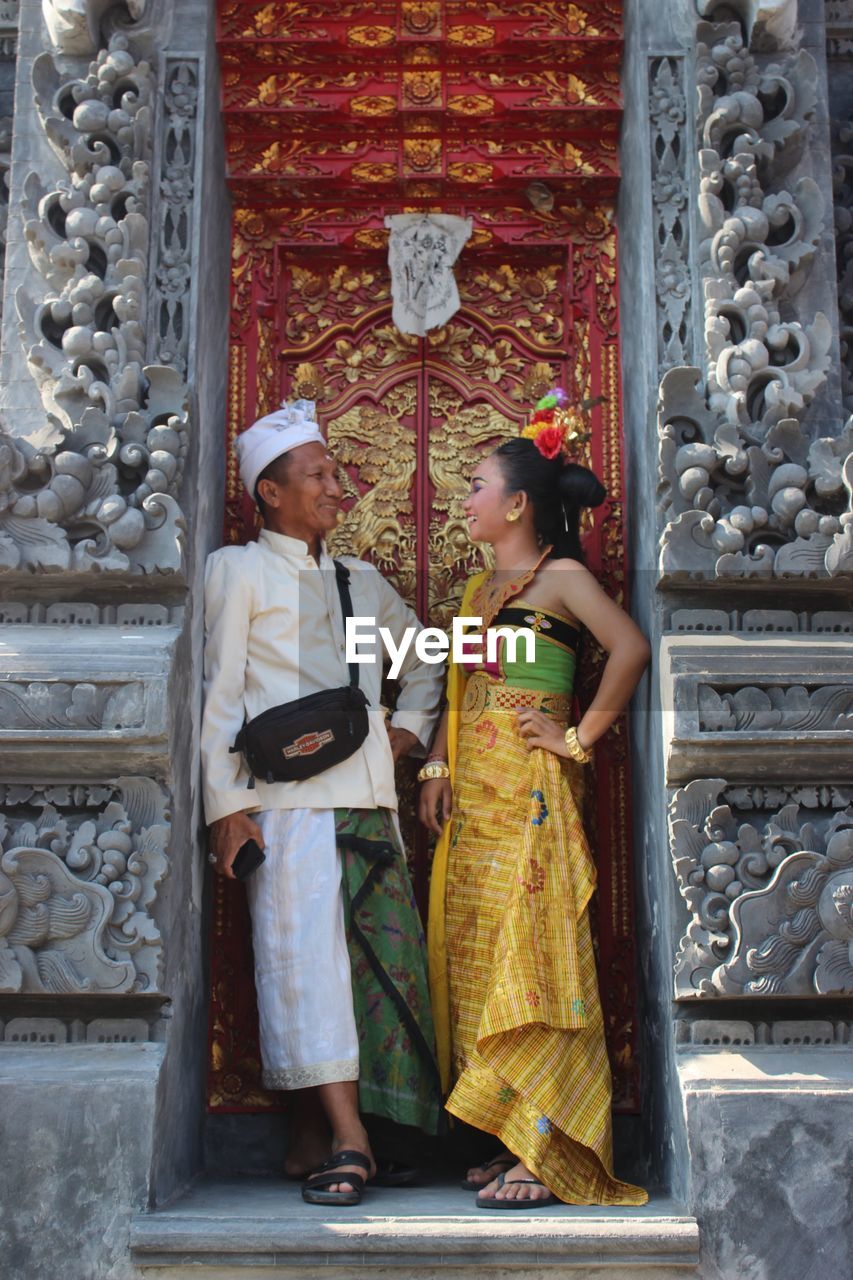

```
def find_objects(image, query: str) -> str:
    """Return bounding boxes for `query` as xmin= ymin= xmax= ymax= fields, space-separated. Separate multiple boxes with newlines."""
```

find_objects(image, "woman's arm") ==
xmin=417 ymin=706 xmax=453 ymax=834
xmin=517 ymin=560 xmax=651 ymax=758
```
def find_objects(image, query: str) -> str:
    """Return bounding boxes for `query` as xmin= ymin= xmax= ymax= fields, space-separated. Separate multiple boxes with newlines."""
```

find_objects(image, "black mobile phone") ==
xmin=232 ymin=837 xmax=266 ymax=881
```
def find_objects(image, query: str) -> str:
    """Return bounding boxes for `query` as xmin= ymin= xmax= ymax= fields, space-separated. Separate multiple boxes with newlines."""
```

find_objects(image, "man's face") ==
xmin=258 ymin=441 xmax=343 ymax=539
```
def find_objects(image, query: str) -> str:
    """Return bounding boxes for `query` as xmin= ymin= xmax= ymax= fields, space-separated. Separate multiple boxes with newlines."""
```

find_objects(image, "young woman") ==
xmin=420 ymin=395 xmax=650 ymax=1208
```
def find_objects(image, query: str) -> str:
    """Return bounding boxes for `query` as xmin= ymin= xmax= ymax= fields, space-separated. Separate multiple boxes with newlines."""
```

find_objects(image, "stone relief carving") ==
xmin=2 ymin=34 xmax=188 ymax=576
xmin=0 ymin=680 xmax=145 ymax=730
xmin=152 ymin=59 xmax=199 ymax=378
xmin=0 ymin=115 xmax=10 ymax=334
xmin=649 ymin=56 xmax=692 ymax=372
xmin=0 ymin=1015 xmax=155 ymax=1043
xmin=669 ymin=607 xmax=853 ymax=633
xmin=0 ymin=2 xmax=18 ymax=58
xmin=0 ymin=778 xmax=168 ymax=993
xmin=670 ymin=778 xmax=853 ymax=997
xmin=0 ymin=601 xmax=183 ymax=624
xmin=662 ymin=635 xmax=853 ymax=783
xmin=827 ymin=2 xmax=853 ymax=57
xmin=658 ymin=24 xmax=853 ymax=578
xmin=675 ymin=1015 xmax=852 ymax=1046
xmin=697 ymin=683 xmax=853 ymax=733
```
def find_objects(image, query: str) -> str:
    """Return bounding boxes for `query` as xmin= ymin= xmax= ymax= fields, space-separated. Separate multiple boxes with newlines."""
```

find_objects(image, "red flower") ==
xmin=530 ymin=408 xmax=554 ymax=426
xmin=534 ymin=426 xmax=565 ymax=459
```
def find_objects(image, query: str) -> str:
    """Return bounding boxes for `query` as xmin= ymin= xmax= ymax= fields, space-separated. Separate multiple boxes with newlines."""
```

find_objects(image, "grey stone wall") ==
xmin=620 ymin=0 xmax=853 ymax=1275
xmin=0 ymin=0 xmax=229 ymax=1274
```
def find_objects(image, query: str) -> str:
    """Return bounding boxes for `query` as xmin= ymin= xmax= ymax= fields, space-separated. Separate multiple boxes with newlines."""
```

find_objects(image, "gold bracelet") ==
xmin=564 ymin=727 xmax=592 ymax=764
xmin=416 ymin=760 xmax=450 ymax=782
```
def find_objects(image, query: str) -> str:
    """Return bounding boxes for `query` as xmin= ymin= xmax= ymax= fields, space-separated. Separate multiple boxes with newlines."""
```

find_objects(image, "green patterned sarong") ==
xmin=335 ymin=807 xmax=442 ymax=1135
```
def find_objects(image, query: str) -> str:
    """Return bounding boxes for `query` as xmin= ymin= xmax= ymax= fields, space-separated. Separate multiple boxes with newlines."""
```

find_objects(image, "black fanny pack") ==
xmin=231 ymin=560 xmax=370 ymax=786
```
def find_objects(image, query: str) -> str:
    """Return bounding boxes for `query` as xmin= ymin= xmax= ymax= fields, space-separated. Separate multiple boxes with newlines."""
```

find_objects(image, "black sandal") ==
xmin=371 ymin=1160 xmax=419 ymax=1187
xmin=476 ymin=1171 xmax=558 ymax=1209
xmin=301 ymin=1149 xmax=372 ymax=1205
xmin=460 ymin=1151 xmax=517 ymax=1191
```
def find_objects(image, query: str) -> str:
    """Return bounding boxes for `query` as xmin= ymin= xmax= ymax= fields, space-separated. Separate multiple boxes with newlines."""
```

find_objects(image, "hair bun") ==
xmin=558 ymin=461 xmax=606 ymax=510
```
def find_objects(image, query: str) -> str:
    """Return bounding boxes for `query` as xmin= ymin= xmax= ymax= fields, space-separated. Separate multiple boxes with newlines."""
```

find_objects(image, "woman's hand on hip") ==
xmin=418 ymin=778 xmax=452 ymax=836
xmin=516 ymin=707 xmax=568 ymax=756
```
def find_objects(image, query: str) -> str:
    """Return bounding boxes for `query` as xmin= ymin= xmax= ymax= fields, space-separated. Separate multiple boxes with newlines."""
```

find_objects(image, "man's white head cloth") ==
xmin=236 ymin=399 xmax=327 ymax=497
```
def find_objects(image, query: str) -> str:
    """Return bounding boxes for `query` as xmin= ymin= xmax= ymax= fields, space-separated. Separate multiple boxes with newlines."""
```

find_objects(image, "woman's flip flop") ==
xmin=476 ymin=1171 xmax=558 ymax=1209
xmin=301 ymin=1149 xmax=371 ymax=1206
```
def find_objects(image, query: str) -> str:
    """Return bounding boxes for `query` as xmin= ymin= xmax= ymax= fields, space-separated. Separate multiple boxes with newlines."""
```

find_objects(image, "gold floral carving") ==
xmin=447 ymin=161 xmax=494 ymax=184
xmin=351 ymin=96 xmax=396 ymax=117
xmin=402 ymin=1 xmax=441 ymax=35
xmin=292 ymin=361 xmax=325 ymax=402
xmin=351 ymin=161 xmax=397 ymax=183
xmin=403 ymin=138 xmax=442 ymax=174
xmin=227 ymin=2 xmax=313 ymax=39
xmin=353 ymin=229 xmax=390 ymax=250
xmin=517 ymin=361 xmax=556 ymax=403
xmin=289 ymin=264 xmax=389 ymax=317
xmin=250 ymin=140 xmax=321 ymax=176
xmin=249 ymin=74 xmax=319 ymax=109
xmin=403 ymin=44 xmax=437 ymax=66
xmin=322 ymin=325 xmax=417 ymax=383
xmin=256 ymin=316 xmax=278 ymax=416
xmin=427 ymin=399 xmax=518 ymax=626
xmin=447 ymin=25 xmax=495 ymax=46
xmin=459 ymin=263 xmax=564 ymax=347
xmin=327 ymin=397 xmax=418 ymax=602
xmin=347 ymin=25 xmax=395 ymax=46
xmin=226 ymin=343 xmax=247 ymax=512
xmin=400 ymin=181 xmax=441 ymax=198
xmin=402 ymin=70 xmax=442 ymax=107
xmin=447 ymin=95 xmax=495 ymax=116
xmin=499 ymin=2 xmax=605 ymax=38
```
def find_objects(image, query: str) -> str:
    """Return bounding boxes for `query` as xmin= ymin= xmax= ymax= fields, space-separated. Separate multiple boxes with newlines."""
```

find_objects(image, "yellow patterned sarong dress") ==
xmin=428 ymin=572 xmax=647 ymax=1205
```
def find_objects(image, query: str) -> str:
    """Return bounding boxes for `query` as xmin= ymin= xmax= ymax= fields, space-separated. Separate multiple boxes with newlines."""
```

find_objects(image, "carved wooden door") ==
xmin=282 ymin=245 xmax=637 ymax=1105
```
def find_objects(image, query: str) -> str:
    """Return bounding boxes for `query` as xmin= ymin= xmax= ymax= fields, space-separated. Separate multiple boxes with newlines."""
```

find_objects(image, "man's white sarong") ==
xmin=246 ymin=808 xmax=359 ymax=1091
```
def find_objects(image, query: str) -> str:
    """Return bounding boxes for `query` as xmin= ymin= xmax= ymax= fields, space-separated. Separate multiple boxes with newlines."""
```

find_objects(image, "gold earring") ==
xmin=506 ymin=509 xmax=520 ymax=522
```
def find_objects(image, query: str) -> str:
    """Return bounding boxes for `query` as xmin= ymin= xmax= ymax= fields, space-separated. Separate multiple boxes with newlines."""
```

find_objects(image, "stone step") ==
xmin=131 ymin=1178 xmax=700 ymax=1277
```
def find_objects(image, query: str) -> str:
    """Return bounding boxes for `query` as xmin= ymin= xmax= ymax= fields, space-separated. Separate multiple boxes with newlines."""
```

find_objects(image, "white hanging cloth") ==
xmin=384 ymin=213 xmax=473 ymax=336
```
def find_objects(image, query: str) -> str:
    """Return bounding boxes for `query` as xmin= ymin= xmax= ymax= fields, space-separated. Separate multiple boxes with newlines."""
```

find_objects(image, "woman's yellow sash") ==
xmin=426 ymin=571 xmax=485 ymax=1094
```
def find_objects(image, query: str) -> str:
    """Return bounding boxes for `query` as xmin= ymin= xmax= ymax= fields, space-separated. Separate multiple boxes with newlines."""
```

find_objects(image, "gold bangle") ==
xmin=564 ymin=727 xmax=592 ymax=765
xmin=416 ymin=760 xmax=450 ymax=782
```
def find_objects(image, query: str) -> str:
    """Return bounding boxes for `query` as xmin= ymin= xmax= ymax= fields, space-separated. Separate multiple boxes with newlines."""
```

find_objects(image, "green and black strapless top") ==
xmin=480 ymin=599 xmax=580 ymax=695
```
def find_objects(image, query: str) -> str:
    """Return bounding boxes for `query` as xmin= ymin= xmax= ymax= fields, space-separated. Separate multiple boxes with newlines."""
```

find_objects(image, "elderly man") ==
xmin=202 ymin=400 xmax=443 ymax=1205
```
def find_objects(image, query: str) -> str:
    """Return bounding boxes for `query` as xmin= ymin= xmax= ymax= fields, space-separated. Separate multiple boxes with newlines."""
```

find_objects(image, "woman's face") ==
xmin=462 ymin=453 xmax=516 ymax=544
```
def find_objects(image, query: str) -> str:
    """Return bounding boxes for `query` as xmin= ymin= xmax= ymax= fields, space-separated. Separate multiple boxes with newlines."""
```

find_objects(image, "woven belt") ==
xmin=460 ymin=670 xmax=571 ymax=724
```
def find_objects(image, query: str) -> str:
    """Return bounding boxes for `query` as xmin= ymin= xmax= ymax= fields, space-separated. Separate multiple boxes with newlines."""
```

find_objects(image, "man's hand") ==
xmin=208 ymin=811 xmax=264 ymax=880
xmin=386 ymin=724 xmax=419 ymax=763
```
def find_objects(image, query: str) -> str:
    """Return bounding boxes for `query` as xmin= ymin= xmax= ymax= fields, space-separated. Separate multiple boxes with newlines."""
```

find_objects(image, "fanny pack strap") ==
xmin=333 ymin=559 xmax=359 ymax=691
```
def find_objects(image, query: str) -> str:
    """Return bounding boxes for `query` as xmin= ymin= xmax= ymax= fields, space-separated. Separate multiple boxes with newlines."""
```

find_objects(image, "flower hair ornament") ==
xmin=520 ymin=387 xmax=595 ymax=461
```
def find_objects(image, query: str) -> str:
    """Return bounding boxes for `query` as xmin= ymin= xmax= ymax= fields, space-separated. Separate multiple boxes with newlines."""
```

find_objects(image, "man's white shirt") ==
xmin=201 ymin=528 xmax=444 ymax=824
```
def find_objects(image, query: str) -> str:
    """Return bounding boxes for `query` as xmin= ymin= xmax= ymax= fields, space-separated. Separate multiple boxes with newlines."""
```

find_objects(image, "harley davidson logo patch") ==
xmin=282 ymin=730 xmax=335 ymax=759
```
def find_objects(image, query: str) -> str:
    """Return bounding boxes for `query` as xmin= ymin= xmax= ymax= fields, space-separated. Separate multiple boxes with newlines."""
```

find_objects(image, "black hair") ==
xmin=253 ymin=450 xmax=292 ymax=521
xmin=492 ymin=437 xmax=606 ymax=563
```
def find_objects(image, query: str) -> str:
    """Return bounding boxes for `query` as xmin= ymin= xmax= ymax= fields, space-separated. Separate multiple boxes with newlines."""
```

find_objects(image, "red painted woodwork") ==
xmin=208 ymin=0 xmax=641 ymax=1117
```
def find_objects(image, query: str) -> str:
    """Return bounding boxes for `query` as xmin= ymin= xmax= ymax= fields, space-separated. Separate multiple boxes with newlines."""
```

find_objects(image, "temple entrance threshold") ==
xmin=131 ymin=1180 xmax=699 ymax=1276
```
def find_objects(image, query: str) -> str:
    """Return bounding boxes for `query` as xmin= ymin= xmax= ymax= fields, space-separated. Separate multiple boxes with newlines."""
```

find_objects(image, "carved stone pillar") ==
xmin=621 ymin=0 xmax=853 ymax=1275
xmin=0 ymin=1 xmax=228 ymax=1274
